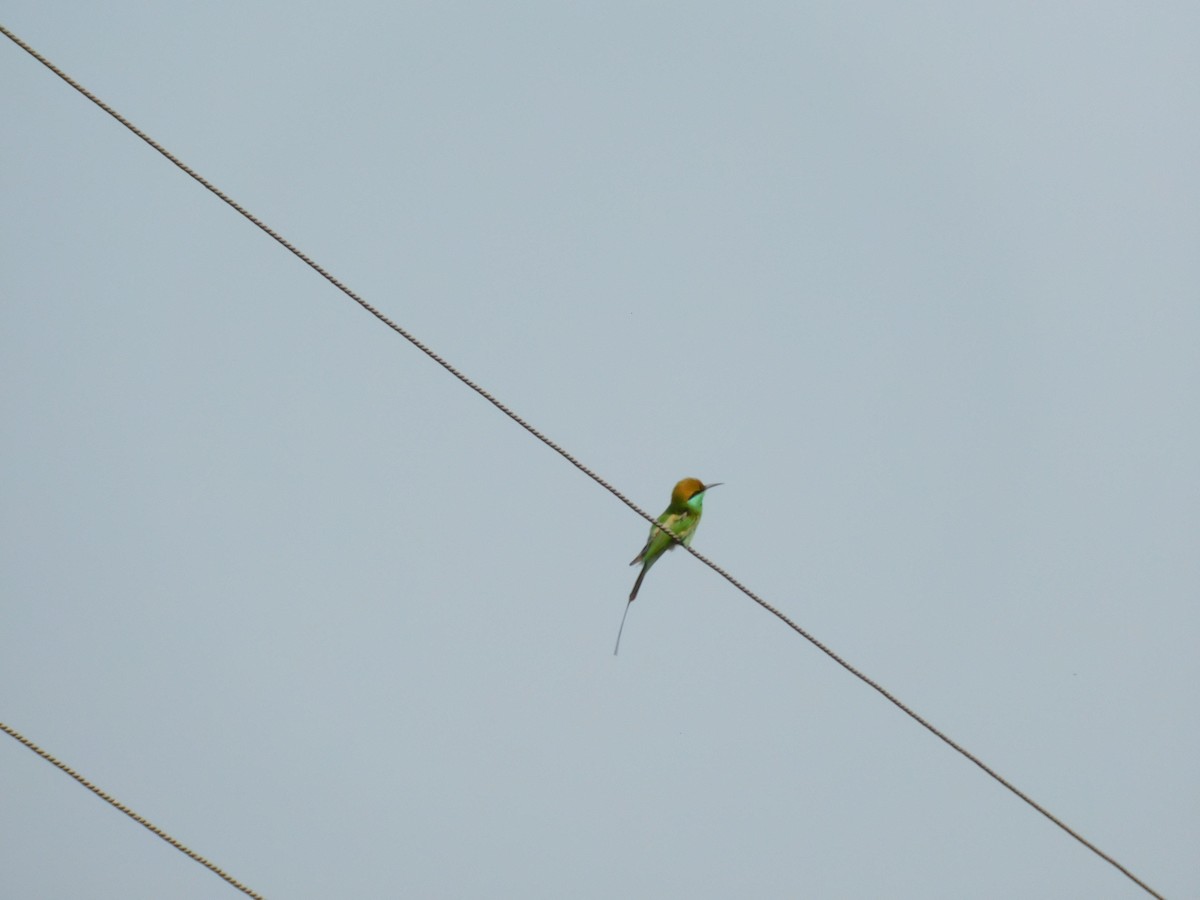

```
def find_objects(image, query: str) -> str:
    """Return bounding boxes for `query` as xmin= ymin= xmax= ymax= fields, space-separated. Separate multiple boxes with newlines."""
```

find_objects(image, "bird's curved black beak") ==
xmin=702 ymin=482 xmax=724 ymax=492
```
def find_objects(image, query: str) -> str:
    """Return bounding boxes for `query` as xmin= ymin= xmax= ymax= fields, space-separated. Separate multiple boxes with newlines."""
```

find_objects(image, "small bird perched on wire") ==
xmin=614 ymin=477 xmax=721 ymax=655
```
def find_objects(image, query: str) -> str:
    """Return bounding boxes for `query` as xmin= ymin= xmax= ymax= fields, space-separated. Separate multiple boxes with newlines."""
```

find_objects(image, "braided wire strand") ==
xmin=0 ymin=720 xmax=264 ymax=899
xmin=1 ymin=23 xmax=1165 ymax=900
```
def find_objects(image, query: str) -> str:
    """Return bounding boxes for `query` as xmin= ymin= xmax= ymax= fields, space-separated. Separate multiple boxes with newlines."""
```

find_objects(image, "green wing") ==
xmin=630 ymin=510 xmax=697 ymax=567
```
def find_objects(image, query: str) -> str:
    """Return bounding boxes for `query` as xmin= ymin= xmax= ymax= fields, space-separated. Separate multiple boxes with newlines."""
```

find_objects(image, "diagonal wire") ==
xmin=0 ymin=720 xmax=265 ymax=899
xmin=1 ymin=23 xmax=1165 ymax=900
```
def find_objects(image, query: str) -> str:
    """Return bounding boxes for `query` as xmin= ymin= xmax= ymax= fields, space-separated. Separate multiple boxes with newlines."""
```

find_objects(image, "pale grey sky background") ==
xmin=2 ymin=4 xmax=1197 ymax=898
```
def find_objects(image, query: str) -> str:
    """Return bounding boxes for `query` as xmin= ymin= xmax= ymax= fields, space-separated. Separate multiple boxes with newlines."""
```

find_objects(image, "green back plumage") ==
xmin=630 ymin=502 xmax=703 ymax=569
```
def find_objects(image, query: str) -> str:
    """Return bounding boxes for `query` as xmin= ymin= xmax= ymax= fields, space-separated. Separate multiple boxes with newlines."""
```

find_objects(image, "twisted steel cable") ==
xmin=0 ymin=720 xmax=264 ymax=899
xmin=1 ymin=23 xmax=1165 ymax=900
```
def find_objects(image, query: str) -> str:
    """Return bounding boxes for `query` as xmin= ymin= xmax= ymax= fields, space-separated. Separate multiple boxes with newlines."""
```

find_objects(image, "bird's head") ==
xmin=671 ymin=477 xmax=722 ymax=510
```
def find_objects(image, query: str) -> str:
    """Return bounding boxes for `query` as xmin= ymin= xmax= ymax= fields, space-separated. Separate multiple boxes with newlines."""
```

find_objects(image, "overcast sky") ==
xmin=2 ymin=4 xmax=1197 ymax=898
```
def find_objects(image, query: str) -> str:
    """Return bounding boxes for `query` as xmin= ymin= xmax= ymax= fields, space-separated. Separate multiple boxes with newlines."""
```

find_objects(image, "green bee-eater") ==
xmin=614 ymin=477 xmax=721 ymax=655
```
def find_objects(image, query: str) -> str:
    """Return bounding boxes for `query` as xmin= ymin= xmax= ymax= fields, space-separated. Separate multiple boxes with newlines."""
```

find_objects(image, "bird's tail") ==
xmin=613 ymin=599 xmax=632 ymax=656
xmin=614 ymin=564 xmax=649 ymax=656
xmin=629 ymin=564 xmax=648 ymax=603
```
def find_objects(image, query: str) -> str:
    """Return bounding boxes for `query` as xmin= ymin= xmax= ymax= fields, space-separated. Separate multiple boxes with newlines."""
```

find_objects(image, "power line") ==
xmin=0 ymin=720 xmax=264 ymax=899
xmin=1 ymin=23 xmax=1165 ymax=900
